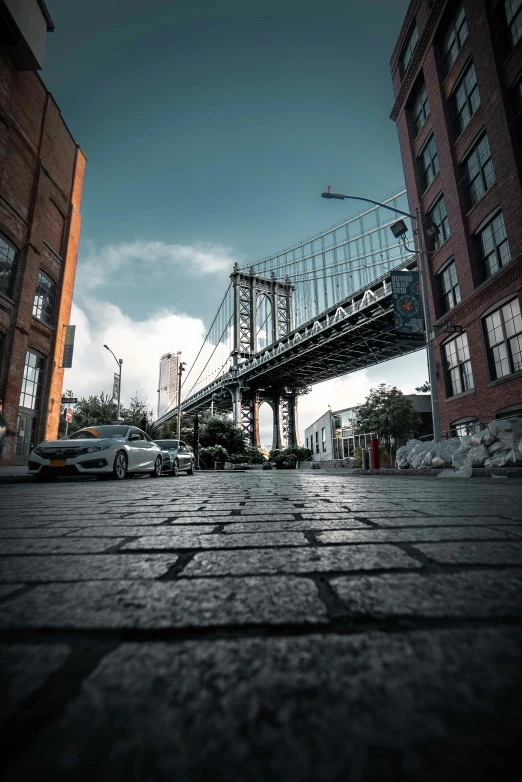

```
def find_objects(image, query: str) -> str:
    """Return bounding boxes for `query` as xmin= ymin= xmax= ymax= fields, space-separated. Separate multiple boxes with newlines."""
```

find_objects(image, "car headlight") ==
xmin=33 ymin=446 xmax=46 ymax=456
xmin=83 ymin=444 xmax=111 ymax=453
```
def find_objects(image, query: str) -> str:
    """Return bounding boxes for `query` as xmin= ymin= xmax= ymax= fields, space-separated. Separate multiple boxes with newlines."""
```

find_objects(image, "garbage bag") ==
xmin=488 ymin=440 xmax=505 ymax=455
xmin=438 ymin=454 xmax=473 ymax=478
xmin=410 ymin=451 xmax=427 ymax=469
xmin=484 ymin=450 xmax=517 ymax=468
xmin=467 ymin=444 xmax=489 ymax=467
xmin=432 ymin=456 xmax=445 ymax=469
xmin=471 ymin=428 xmax=495 ymax=447
xmin=418 ymin=452 xmax=433 ymax=469
xmin=488 ymin=418 xmax=522 ymax=449
xmin=435 ymin=438 xmax=461 ymax=466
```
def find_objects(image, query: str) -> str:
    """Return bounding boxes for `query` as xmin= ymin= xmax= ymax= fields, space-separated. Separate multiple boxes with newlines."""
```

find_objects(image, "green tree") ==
xmin=59 ymin=392 xmax=116 ymax=436
xmin=199 ymin=414 xmax=246 ymax=455
xmin=355 ymin=384 xmax=422 ymax=459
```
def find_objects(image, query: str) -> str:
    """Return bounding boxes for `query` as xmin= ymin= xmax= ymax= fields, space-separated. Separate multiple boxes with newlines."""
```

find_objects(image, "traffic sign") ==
xmin=61 ymin=397 xmax=78 ymax=404
xmin=434 ymin=323 xmax=463 ymax=337
xmin=65 ymin=408 xmax=73 ymax=423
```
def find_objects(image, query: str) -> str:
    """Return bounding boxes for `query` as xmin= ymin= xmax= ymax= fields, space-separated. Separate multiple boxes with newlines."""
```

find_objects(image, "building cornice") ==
xmin=390 ymin=0 xmax=446 ymax=122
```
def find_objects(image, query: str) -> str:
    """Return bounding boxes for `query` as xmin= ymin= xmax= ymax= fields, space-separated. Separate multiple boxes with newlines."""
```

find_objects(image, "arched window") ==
xmin=0 ymin=233 xmax=19 ymax=300
xmin=256 ymin=294 xmax=273 ymax=352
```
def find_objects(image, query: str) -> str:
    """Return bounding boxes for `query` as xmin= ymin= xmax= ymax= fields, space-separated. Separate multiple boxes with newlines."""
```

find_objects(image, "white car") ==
xmin=28 ymin=425 xmax=163 ymax=482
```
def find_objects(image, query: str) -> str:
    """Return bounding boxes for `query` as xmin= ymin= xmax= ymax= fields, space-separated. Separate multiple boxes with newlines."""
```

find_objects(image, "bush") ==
xmin=199 ymin=445 xmax=228 ymax=469
xmin=353 ymin=447 xmax=362 ymax=468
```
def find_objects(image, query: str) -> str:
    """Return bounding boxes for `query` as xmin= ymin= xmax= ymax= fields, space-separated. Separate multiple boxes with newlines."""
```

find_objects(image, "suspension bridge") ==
xmin=157 ymin=188 xmax=424 ymax=449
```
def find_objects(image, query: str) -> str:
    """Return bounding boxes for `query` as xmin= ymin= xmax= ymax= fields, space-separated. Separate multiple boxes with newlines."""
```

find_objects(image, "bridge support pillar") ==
xmin=240 ymin=391 xmax=261 ymax=448
xmin=282 ymin=391 xmax=299 ymax=448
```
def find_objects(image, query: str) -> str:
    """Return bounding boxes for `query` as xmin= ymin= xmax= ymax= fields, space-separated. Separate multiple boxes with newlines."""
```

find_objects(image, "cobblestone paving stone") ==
xmin=0 ymin=472 xmax=521 ymax=781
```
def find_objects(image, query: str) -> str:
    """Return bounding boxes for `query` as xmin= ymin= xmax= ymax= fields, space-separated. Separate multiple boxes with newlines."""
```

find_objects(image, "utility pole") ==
xmin=176 ymin=362 xmax=186 ymax=440
xmin=104 ymin=345 xmax=123 ymax=422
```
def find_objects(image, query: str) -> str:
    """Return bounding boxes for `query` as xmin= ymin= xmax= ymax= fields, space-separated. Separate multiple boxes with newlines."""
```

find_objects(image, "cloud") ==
xmin=66 ymin=298 xmax=207 ymax=414
xmin=76 ymin=239 xmax=245 ymax=292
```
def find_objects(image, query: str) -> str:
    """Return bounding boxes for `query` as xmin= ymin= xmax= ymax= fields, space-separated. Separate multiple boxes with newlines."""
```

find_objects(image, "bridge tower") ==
xmin=230 ymin=264 xmax=300 ymax=450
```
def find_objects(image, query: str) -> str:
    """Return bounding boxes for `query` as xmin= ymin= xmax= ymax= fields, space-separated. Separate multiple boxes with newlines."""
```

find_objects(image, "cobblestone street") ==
xmin=1 ymin=472 xmax=522 ymax=781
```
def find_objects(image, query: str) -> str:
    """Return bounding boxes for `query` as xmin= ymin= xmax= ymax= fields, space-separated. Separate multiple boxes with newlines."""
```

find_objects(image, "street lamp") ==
xmin=176 ymin=361 xmax=186 ymax=440
xmin=321 ymin=187 xmax=441 ymax=442
xmin=103 ymin=344 xmax=123 ymax=422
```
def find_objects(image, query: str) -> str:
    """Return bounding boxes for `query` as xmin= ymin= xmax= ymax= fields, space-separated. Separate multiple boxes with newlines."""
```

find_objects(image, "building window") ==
xmin=462 ymin=133 xmax=495 ymax=208
xmin=484 ymin=298 xmax=522 ymax=380
xmin=505 ymin=0 xmax=522 ymax=47
xmin=412 ymin=83 xmax=430 ymax=137
xmin=451 ymin=418 xmax=480 ymax=437
xmin=19 ymin=349 xmax=46 ymax=410
xmin=426 ymin=194 xmax=450 ymax=251
xmin=0 ymin=234 xmax=18 ymax=300
xmin=443 ymin=332 xmax=474 ymax=397
xmin=475 ymin=212 xmax=511 ymax=279
xmin=437 ymin=259 xmax=461 ymax=314
xmin=418 ymin=134 xmax=440 ymax=191
xmin=315 ymin=431 xmax=319 ymax=454
xmin=400 ymin=23 xmax=419 ymax=77
xmin=32 ymin=270 xmax=56 ymax=327
xmin=442 ymin=5 xmax=468 ymax=74
xmin=322 ymin=427 xmax=326 ymax=452
xmin=452 ymin=62 xmax=480 ymax=136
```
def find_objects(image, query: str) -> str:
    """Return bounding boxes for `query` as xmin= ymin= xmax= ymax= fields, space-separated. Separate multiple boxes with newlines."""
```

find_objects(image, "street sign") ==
xmin=390 ymin=270 xmax=425 ymax=344
xmin=434 ymin=322 xmax=463 ymax=337
xmin=65 ymin=408 xmax=73 ymax=423
xmin=62 ymin=325 xmax=76 ymax=368
xmin=61 ymin=397 xmax=78 ymax=404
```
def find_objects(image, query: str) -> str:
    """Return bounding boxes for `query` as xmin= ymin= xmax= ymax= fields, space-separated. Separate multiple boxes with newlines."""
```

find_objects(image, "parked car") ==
xmin=154 ymin=439 xmax=195 ymax=476
xmin=0 ymin=412 xmax=6 ymax=458
xmin=28 ymin=425 xmax=163 ymax=481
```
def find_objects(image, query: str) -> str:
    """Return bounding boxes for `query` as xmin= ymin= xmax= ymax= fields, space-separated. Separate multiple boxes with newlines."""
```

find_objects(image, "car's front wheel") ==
xmin=113 ymin=451 xmax=128 ymax=480
xmin=186 ymin=459 xmax=194 ymax=475
xmin=150 ymin=456 xmax=162 ymax=478
xmin=171 ymin=459 xmax=179 ymax=477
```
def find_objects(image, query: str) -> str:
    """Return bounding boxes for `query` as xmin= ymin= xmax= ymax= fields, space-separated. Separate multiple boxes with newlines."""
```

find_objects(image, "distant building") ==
xmin=0 ymin=0 xmax=86 ymax=465
xmin=157 ymin=352 xmax=180 ymax=419
xmin=390 ymin=0 xmax=522 ymax=435
xmin=304 ymin=396 xmax=433 ymax=461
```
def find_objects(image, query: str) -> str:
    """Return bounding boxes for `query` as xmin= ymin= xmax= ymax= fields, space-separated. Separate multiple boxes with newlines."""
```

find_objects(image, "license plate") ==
xmin=50 ymin=459 xmax=66 ymax=467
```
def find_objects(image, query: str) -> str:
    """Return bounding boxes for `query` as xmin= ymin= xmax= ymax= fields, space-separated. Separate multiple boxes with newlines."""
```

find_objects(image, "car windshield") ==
xmin=155 ymin=440 xmax=179 ymax=449
xmin=68 ymin=426 xmax=130 ymax=440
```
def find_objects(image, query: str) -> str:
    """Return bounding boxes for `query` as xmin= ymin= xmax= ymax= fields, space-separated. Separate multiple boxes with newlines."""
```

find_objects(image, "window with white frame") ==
xmin=451 ymin=418 xmax=480 ymax=437
xmin=505 ymin=0 xmax=522 ymax=47
xmin=452 ymin=61 xmax=480 ymax=136
xmin=19 ymin=349 xmax=46 ymax=410
xmin=412 ymin=83 xmax=430 ymax=137
xmin=442 ymin=4 xmax=468 ymax=74
xmin=437 ymin=259 xmax=461 ymax=314
xmin=322 ymin=427 xmax=326 ymax=452
xmin=462 ymin=133 xmax=495 ymax=207
xmin=443 ymin=332 xmax=474 ymax=396
xmin=418 ymin=134 xmax=439 ymax=191
xmin=426 ymin=194 xmax=450 ymax=251
xmin=475 ymin=212 xmax=511 ymax=279
xmin=315 ymin=431 xmax=319 ymax=453
xmin=483 ymin=298 xmax=522 ymax=380
xmin=400 ymin=23 xmax=419 ymax=76
xmin=32 ymin=270 xmax=56 ymax=327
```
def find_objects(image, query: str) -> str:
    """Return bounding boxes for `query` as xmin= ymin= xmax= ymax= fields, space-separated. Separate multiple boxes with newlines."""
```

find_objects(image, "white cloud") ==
xmin=76 ymin=239 xmax=245 ymax=292
xmin=65 ymin=298 xmax=207 ymax=414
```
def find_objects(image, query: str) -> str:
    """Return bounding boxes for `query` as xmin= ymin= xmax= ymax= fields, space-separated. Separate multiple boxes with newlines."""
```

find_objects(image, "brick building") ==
xmin=0 ymin=0 xmax=86 ymax=465
xmin=390 ymin=0 xmax=522 ymax=435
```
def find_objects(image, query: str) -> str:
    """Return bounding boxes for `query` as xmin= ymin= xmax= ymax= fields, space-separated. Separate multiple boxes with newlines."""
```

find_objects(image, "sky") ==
xmin=42 ymin=0 xmax=429 ymax=446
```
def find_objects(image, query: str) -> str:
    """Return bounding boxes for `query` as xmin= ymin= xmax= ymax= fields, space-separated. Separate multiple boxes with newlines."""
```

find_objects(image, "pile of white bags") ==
xmin=395 ymin=418 xmax=522 ymax=477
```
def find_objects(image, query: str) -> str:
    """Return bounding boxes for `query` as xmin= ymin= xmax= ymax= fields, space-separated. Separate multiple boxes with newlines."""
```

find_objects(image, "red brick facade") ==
xmin=0 ymin=46 xmax=85 ymax=464
xmin=390 ymin=0 xmax=522 ymax=433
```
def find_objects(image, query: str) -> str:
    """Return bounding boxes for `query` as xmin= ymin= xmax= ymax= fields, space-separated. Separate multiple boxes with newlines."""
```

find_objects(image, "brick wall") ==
xmin=0 ymin=48 xmax=85 ymax=464
xmin=390 ymin=0 xmax=522 ymax=433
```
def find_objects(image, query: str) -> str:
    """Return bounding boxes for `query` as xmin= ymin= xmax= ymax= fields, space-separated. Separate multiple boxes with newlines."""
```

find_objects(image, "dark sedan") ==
xmin=154 ymin=439 xmax=195 ymax=476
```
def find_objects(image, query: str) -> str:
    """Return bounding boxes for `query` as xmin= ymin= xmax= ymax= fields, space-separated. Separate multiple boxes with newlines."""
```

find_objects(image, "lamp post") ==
xmin=103 ymin=344 xmax=123 ymax=422
xmin=176 ymin=361 xmax=186 ymax=440
xmin=321 ymin=188 xmax=441 ymax=442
